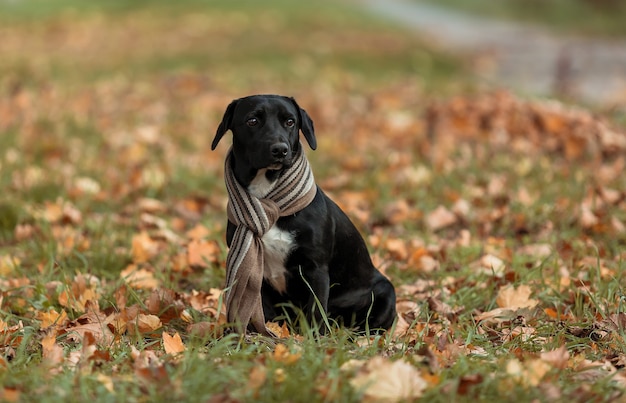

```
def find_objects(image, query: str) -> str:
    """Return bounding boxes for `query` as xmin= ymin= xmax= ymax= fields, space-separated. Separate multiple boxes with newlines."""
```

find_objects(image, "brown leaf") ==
xmin=134 ymin=314 xmax=162 ymax=334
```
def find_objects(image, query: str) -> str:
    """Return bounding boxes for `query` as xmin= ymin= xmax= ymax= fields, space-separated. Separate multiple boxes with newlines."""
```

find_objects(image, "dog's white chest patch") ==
xmin=248 ymin=169 xmax=276 ymax=198
xmin=261 ymin=225 xmax=294 ymax=294
xmin=247 ymin=169 xmax=292 ymax=293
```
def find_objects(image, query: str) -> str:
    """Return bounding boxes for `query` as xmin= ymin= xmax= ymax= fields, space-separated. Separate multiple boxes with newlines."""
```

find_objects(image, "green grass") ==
xmin=414 ymin=0 xmax=626 ymax=37
xmin=1 ymin=0 xmax=625 ymax=402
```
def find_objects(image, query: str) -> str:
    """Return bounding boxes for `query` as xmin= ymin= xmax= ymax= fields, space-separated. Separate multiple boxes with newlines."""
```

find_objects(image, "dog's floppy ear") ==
xmin=290 ymin=97 xmax=317 ymax=150
xmin=211 ymin=99 xmax=239 ymax=150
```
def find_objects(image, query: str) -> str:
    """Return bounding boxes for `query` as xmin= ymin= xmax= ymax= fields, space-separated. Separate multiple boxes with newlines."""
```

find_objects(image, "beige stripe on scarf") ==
xmin=224 ymin=144 xmax=316 ymax=335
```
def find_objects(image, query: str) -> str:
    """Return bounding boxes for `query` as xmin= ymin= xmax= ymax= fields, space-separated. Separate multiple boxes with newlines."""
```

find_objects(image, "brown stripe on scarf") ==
xmin=223 ymin=144 xmax=317 ymax=335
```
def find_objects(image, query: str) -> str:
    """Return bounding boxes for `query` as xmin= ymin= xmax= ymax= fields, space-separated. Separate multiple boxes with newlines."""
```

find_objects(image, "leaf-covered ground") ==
xmin=1 ymin=1 xmax=626 ymax=402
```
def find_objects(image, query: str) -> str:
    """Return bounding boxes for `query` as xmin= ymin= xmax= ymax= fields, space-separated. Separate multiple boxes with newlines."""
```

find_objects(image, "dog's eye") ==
xmin=246 ymin=118 xmax=258 ymax=127
xmin=285 ymin=119 xmax=295 ymax=128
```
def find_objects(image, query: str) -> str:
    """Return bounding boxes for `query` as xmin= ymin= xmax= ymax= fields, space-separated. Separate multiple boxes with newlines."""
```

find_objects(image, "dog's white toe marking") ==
xmin=261 ymin=225 xmax=294 ymax=294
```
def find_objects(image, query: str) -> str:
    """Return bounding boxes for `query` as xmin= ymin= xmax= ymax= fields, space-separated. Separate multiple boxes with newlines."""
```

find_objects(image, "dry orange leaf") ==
xmin=163 ymin=332 xmax=186 ymax=355
xmin=187 ymin=239 xmax=220 ymax=268
xmin=0 ymin=387 xmax=21 ymax=403
xmin=384 ymin=238 xmax=408 ymax=261
xmin=266 ymin=321 xmax=291 ymax=339
xmin=272 ymin=343 xmax=302 ymax=365
xmin=247 ymin=365 xmax=267 ymax=392
xmin=0 ymin=320 xmax=23 ymax=348
xmin=41 ymin=333 xmax=64 ymax=369
xmin=120 ymin=264 xmax=159 ymax=290
xmin=496 ymin=284 xmax=539 ymax=310
xmin=38 ymin=309 xmax=69 ymax=329
xmin=186 ymin=224 xmax=211 ymax=240
xmin=131 ymin=231 xmax=160 ymax=263
xmin=58 ymin=274 xmax=101 ymax=312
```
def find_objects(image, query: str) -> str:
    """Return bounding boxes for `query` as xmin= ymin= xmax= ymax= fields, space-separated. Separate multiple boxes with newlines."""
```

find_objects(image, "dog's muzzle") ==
xmin=268 ymin=142 xmax=291 ymax=169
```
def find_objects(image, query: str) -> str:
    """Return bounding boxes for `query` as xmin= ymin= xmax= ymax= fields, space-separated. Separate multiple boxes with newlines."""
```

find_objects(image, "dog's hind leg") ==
xmin=367 ymin=275 xmax=397 ymax=331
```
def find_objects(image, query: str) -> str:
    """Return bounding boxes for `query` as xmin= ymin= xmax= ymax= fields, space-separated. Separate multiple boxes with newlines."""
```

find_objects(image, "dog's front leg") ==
xmin=298 ymin=264 xmax=331 ymax=331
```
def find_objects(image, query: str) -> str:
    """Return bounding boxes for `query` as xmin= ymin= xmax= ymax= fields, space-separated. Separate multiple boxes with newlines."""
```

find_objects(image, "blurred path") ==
xmin=363 ymin=0 xmax=626 ymax=105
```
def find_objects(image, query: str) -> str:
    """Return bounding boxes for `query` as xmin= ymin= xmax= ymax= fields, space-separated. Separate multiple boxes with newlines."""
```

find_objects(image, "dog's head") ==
xmin=211 ymin=95 xmax=316 ymax=172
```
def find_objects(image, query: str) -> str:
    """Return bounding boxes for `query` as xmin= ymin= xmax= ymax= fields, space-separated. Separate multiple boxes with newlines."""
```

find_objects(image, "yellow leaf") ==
xmin=0 ymin=255 xmax=20 ymax=276
xmin=163 ymin=332 xmax=186 ymax=355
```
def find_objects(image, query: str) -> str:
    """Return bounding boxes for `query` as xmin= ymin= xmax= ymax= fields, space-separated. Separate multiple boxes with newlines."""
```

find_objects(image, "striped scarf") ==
xmin=224 ymin=144 xmax=316 ymax=335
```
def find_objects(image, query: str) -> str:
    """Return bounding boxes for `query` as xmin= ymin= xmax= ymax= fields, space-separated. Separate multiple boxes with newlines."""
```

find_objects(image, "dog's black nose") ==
xmin=270 ymin=143 xmax=289 ymax=158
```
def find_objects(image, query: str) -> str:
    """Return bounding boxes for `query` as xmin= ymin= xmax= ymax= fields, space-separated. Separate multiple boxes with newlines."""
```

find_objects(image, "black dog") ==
xmin=212 ymin=95 xmax=396 ymax=332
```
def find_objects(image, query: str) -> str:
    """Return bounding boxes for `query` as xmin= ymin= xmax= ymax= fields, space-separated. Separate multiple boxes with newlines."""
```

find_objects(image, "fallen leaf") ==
xmin=187 ymin=239 xmax=220 ymax=268
xmin=541 ymin=345 xmax=570 ymax=369
xmin=496 ymin=284 xmax=538 ymax=310
xmin=58 ymin=274 xmax=101 ymax=312
xmin=41 ymin=333 xmax=64 ymax=371
xmin=247 ymin=365 xmax=267 ymax=392
xmin=506 ymin=358 xmax=551 ymax=387
xmin=0 ymin=387 xmax=20 ymax=402
xmin=120 ymin=264 xmax=160 ymax=290
xmin=163 ymin=332 xmax=186 ymax=355
xmin=272 ymin=343 xmax=301 ymax=365
xmin=38 ymin=309 xmax=69 ymax=329
xmin=425 ymin=205 xmax=457 ymax=231
xmin=347 ymin=356 xmax=427 ymax=402
xmin=133 ymin=314 xmax=162 ymax=334
xmin=0 ymin=255 xmax=20 ymax=276
xmin=131 ymin=231 xmax=160 ymax=263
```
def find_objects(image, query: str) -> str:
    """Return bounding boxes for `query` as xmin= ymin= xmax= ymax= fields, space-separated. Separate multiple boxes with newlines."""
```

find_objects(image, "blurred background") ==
xmin=370 ymin=0 xmax=626 ymax=106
